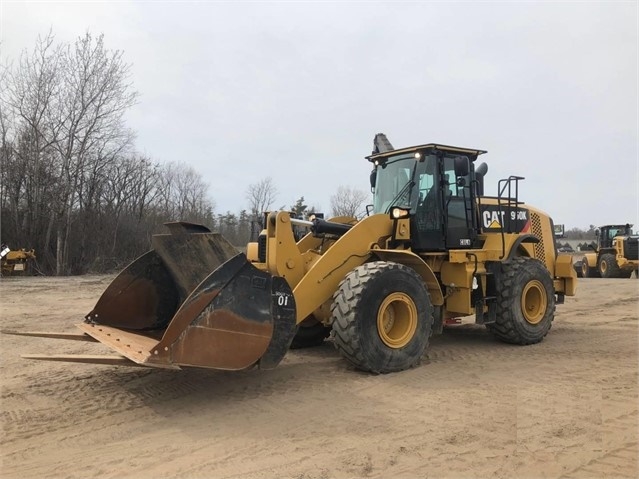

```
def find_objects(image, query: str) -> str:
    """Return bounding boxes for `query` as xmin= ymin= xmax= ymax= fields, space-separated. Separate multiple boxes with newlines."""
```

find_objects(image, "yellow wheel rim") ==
xmin=521 ymin=280 xmax=547 ymax=325
xmin=600 ymin=260 xmax=607 ymax=274
xmin=377 ymin=292 xmax=418 ymax=348
xmin=581 ymin=262 xmax=588 ymax=276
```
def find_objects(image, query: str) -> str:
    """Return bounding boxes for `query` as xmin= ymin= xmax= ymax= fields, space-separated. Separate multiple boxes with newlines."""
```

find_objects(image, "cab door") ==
xmin=411 ymin=156 xmax=445 ymax=251
xmin=442 ymin=157 xmax=475 ymax=249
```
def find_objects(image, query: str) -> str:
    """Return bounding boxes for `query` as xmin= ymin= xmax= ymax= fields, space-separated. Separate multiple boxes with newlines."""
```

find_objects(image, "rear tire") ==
xmin=488 ymin=257 xmax=555 ymax=345
xmin=331 ymin=261 xmax=433 ymax=373
xmin=598 ymin=253 xmax=620 ymax=278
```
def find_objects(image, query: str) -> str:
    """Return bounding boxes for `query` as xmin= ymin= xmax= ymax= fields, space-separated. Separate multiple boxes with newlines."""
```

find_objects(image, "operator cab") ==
xmin=596 ymin=224 xmax=634 ymax=249
xmin=368 ymin=143 xmax=487 ymax=251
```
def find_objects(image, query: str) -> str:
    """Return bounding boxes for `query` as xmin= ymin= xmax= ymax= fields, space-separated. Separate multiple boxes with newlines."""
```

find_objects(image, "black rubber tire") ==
xmin=330 ymin=261 xmax=433 ymax=374
xmin=488 ymin=257 xmax=556 ymax=345
xmin=579 ymin=256 xmax=600 ymax=277
xmin=598 ymin=253 xmax=620 ymax=278
xmin=290 ymin=318 xmax=331 ymax=349
xmin=575 ymin=260 xmax=585 ymax=278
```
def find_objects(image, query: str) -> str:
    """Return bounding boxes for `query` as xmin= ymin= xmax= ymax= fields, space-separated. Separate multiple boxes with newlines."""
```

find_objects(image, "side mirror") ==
xmin=369 ymin=169 xmax=377 ymax=191
xmin=454 ymin=156 xmax=470 ymax=177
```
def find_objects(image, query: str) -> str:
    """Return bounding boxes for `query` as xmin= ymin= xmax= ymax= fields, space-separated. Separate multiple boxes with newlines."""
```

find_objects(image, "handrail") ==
xmin=496 ymin=176 xmax=525 ymax=259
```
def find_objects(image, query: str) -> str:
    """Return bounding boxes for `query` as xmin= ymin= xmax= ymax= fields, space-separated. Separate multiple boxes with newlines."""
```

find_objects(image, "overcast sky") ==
xmin=2 ymin=1 xmax=637 ymax=230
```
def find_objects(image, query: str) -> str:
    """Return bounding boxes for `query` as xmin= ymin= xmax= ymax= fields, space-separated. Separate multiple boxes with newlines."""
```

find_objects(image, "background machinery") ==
xmin=1 ymin=245 xmax=37 ymax=276
xmin=576 ymin=224 xmax=639 ymax=278
xmin=12 ymin=137 xmax=576 ymax=374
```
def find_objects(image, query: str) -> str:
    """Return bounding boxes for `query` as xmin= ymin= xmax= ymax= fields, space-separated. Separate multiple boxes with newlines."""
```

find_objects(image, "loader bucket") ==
xmin=85 ymin=222 xmax=241 ymax=331
xmin=26 ymin=222 xmax=298 ymax=371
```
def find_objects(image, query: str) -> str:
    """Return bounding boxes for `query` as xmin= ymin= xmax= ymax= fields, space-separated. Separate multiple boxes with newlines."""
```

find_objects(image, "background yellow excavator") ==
xmin=11 ymin=135 xmax=576 ymax=374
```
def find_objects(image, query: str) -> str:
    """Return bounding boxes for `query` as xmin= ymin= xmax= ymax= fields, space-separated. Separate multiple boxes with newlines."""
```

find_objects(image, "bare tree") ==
xmin=172 ymin=162 xmax=215 ymax=224
xmin=52 ymin=32 xmax=138 ymax=274
xmin=330 ymin=186 xmax=369 ymax=219
xmin=2 ymin=32 xmax=64 ymax=270
xmin=1 ymin=30 xmax=220 ymax=274
xmin=1 ymin=31 xmax=141 ymax=273
xmin=100 ymin=154 xmax=156 ymax=253
xmin=246 ymin=177 xmax=277 ymax=218
xmin=143 ymin=160 xmax=214 ymax=226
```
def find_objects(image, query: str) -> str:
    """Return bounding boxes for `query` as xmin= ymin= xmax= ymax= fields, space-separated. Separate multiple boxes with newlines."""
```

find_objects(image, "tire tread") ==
xmin=489 ymin=257 xmax=556 ymax=345
xmin=331 ymin=261 xmax=432 ymax=373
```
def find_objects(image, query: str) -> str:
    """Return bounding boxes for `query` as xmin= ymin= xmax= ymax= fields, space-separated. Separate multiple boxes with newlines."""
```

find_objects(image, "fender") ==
xmin=292 ymin=214 xmax=393 ymax=323
xmin=506 ymin=234 xmax=539 ymax=260
xmin=371 ymin=249 xmax=444 ymax=306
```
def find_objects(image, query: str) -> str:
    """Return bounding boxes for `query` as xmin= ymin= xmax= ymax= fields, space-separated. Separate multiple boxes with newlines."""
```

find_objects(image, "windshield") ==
xmin=372 ymin=154 xmax=417 ymax=214
xmin=372 ymin=152 xmax=464 ymax=217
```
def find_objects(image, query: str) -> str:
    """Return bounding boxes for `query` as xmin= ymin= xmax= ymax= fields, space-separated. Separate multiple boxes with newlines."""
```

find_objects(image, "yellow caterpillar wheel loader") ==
xmin=1 ymin=244 xmax=37 ymax=276
xmin=576 ymin=224 xmax=639 ymax=279
xmin=8 ymin=139 xmax=576 ymax=374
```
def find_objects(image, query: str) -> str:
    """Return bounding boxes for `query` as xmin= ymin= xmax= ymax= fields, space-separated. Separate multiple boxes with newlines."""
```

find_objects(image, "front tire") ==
xmin=580 ymin=259 xmax=589 ymax=278
xmin=598 ymin=253 xmax=620 ymax=278
xmin=581 ymin=255 xmax=599 ymax=277
xmin=489 ymin=257 xmax=556 ymax=345
xmin=331 ymin=261 xmax=433 ymax=373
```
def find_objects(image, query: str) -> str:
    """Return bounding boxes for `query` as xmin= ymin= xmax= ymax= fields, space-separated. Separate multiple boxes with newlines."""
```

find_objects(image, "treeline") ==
xmin=0 ymin=33 xmax=218 ymax=275
xmin=562 ymin=226 xmax=598 ymax=240
xmin=1 ymin=32 xmax=369 ymax=275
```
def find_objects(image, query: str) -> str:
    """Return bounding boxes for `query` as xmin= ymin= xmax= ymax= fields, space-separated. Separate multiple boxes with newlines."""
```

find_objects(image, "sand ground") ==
xmin=1 ymin=275 xmax=637 ymax=479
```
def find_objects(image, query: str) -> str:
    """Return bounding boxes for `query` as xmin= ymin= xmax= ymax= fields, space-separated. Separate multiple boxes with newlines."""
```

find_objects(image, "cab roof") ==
xmin=366 ymin=143 xmax=487 ymax=163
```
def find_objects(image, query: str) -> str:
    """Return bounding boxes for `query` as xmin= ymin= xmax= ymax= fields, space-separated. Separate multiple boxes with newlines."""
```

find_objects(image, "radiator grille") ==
xmin=624 ymin=238 xmax=639 ymax=260
xmin=530 ymin=212 xmax=545 ymax=260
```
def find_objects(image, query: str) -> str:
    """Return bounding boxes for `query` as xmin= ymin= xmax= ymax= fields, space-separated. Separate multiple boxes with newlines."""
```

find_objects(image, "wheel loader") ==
xmin=576 ymin=224 xmax=639 ymax=278
xmin=1 ymin=245 xmax=36 ymax=276
xmin=8 ymin=139 xmax=577 ymax=373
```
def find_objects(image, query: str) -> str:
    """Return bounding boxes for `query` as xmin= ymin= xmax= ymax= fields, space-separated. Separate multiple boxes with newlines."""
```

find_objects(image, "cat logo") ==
xmin=480 ymin=205 xmax=530 ymax=233
xmin=482 ymin=210 xmax=506 ymax=229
